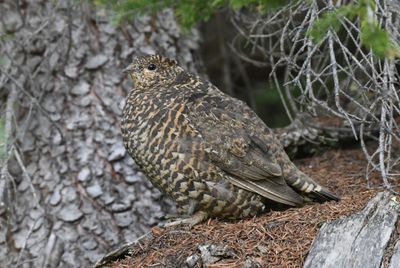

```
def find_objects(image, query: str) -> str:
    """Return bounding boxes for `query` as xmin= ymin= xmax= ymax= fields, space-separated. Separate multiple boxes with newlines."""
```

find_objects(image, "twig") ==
xmin=16 ymin=218 xmax=40 ymax=267
xmin=13 ymin=146 xmax=41 ymax=208
xmin=328 ymin=30 xmax=357 ymax=139
xmin=231 ymin=0 xmax=400 ymax=186
xmin=94 ymin=231 xmax=153 ymax=268
xmin=0 ymin=86 xmax=17 ymax=208
xmin=0 ymin=67 xmax=64 ymax=141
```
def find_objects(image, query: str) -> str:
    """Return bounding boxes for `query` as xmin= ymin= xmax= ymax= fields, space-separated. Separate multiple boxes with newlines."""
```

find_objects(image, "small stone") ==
xmin=124 ymin=156 xmax=135 ymax=166
xmin=26 ymin=163 xmax=37 ymax=176
xmin=78 ymin=167 xmax=91 ymax=182
xmin=87 ymin=252 xmax=105 ymax=264
xmin=93 ymin=165 xmax=104 ymax=177
xmin=50 ymin=145 xmax=66 ymax=157
xmin=95 ymin=87 xmax=113 ymax=106
xmin=36 ymin=117 xmax=52 ymax=140
xmin=120 ymin=48 xmax=135 ymax=60
xmin=124 ymin=174 xmax=141 ymax=184
xmin=54 ymin=18 xmax=66 ymax=33
xmin=33 ymin=217 xmax=44 ymax=231
xmin=121 ymin=229 xmax=139 ymax=244
xmin=81 ymin=215 xmax=102 ymax=232
xmin=61 ymin=187 xmax=78 ymax=202
xmin=85 ymin=54 xmax=108 ymax=70
xmin=111 ymin=200 xmax=131 ymax=212
xmin=29 ymin=208 xmax=43 ymax=220
xmin=65 ymin=66 xmax=78 ymax=79
xmin=14 ymin=229 xmax=29 ymax=249
xmin=17 ymin=179 xmax=29 ymax=192
xmin=101 ymin=225 xmax=119 ymax=244
xmin=100 ymin=192 xmax=115 ymax=206
xmin=59 ymin=161 xmax=68 ymax=174
xmin=57 ymin=205 xmax=84 ymax=222
xmin=50 ymin=190 xmax=61 ymax=206
xmin=114 ymin=211 xmax=133 ymax=227
xmin=43 ymin=80 xmax=55 ymax=92
xmin=126 ymin=186 xmax=136 ymax=196
xmin=110 ymin=102 xmax=122 ymax=116
xmin=82 ymin=237 xmax=98 ymax=250
xmin=78 ymin=95 xmax=92 ymax=107
xmin=198 ymin=244 xmax=235 ymax=265
xmin=38 ymin=157 xmax=51 ymax=175
xmin=59 ymin=225 xmax=79 ymax=242
xmin=94 ymin=131 xmax=105 ymax=142
xmin=139 ymin=45 xmax=155 ymax=55
xmin=42 ymin=95 xmax=58 ymax=113
xmin=99 ymin=120 xmax=112 ymax=132
xmin=71 ymin=81 xmax=90 ymax=95
xmin=86 ymin=184 xmax=103 ymax=198
xmin=186 ymin=254 xmax=201 ymax=268
xmin=102 ymin=24 xmax=116 ymax=35
xmin=21 ymin=133 xmax=35 ymax=152
xmin=77 ymin=144 xmax=94 ymax=164
xmin=198 ymin=244 xmax=221 ymax=265
xmin=52 ymin=131 xmax=63 ymax=145
xmin=113 ymin=162 xmax=123 ymax=173
xmin=49 ymin=53 xmax=59 ymax=70
xmin=8 ymin=158 xmax=22 ymax=178
xmin=3 ymin=12 xmax=23 ymax=33
xmin=74 ymin=45 xmax=87 ymax=60
xmin=50 ymin=113 xmax=61 ymax=122
xmin=65 ymin=118 xmax=76 ymax=130
xmin=107 ymin=142 xmax=126 ymax=161
xmin=80 ymin=199 xmax=95 ymax=214
xmin=27 ymin=56 xmax=41 ymax=71
xmin=76 ymin=113 xmax=93 ymax=128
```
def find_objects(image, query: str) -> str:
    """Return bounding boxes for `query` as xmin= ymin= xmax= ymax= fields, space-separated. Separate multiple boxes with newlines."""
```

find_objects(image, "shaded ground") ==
xmin=110 ymin=146 xmax=390 ymax=267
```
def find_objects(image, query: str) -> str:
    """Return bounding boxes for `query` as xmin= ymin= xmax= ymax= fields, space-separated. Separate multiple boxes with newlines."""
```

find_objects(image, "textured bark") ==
xmin=304 ymin=192 xmax=400 ymax=268
xmin=1 ymin=2 xmax=391 ymax=267
xmin=0 ymin=1 xmax=202 ymax=267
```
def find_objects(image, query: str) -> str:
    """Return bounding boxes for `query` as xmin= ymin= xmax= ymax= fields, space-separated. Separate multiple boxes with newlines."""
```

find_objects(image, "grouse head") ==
xmin=124 ymin=55 xmax=184 ymax=88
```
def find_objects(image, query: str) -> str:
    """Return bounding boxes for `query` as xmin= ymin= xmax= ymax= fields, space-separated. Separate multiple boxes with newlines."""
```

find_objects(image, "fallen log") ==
xmin=304 ymin=191 xmax=400 ymax=268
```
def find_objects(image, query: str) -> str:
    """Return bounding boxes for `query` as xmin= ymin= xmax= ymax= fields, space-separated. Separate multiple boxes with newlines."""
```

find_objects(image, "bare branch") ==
xmin=231 ymin=0 xmax=400 ymax=185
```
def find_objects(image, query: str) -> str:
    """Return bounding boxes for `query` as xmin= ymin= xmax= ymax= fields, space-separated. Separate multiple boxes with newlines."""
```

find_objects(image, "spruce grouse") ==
xmin=121 ymin=55 xmax=339 ymax=226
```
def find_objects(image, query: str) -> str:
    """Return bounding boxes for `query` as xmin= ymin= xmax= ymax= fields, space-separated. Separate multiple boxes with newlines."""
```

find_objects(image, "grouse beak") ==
xmin=123 ymin=64 xmax=134 ymax=74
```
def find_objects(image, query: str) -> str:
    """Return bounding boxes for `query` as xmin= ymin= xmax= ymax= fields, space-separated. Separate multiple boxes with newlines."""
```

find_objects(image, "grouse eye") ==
xmin=147 ymin=64 xmax=157 ymax=71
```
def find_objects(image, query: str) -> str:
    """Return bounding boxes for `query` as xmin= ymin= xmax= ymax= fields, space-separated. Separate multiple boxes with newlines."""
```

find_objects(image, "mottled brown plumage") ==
xmin=121 ymin=55 xmax=339 ymax=225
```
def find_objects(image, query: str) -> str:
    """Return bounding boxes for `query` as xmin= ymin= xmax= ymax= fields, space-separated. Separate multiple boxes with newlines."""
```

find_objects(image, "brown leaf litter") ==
xmin=111 ymin=147 xmax=395 ymax=267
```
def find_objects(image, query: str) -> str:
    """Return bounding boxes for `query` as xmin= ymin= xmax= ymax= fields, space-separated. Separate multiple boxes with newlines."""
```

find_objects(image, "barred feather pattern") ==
xmin=121 ymin=55 xmax=339 ymax=220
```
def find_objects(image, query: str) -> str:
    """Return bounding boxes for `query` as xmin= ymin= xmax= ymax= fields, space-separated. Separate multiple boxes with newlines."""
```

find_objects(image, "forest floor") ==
xmin=109 ymin=145 xmax=394 ymax=268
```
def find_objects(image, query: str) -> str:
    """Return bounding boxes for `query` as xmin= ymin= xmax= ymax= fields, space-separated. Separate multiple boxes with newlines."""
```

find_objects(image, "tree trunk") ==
xmin=0 ymin=1 xmax=202 ymax=267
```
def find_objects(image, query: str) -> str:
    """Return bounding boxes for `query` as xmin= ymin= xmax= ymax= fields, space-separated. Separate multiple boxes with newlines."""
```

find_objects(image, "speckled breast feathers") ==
xmin=121 ymin=55 xmax=339 ymax=220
